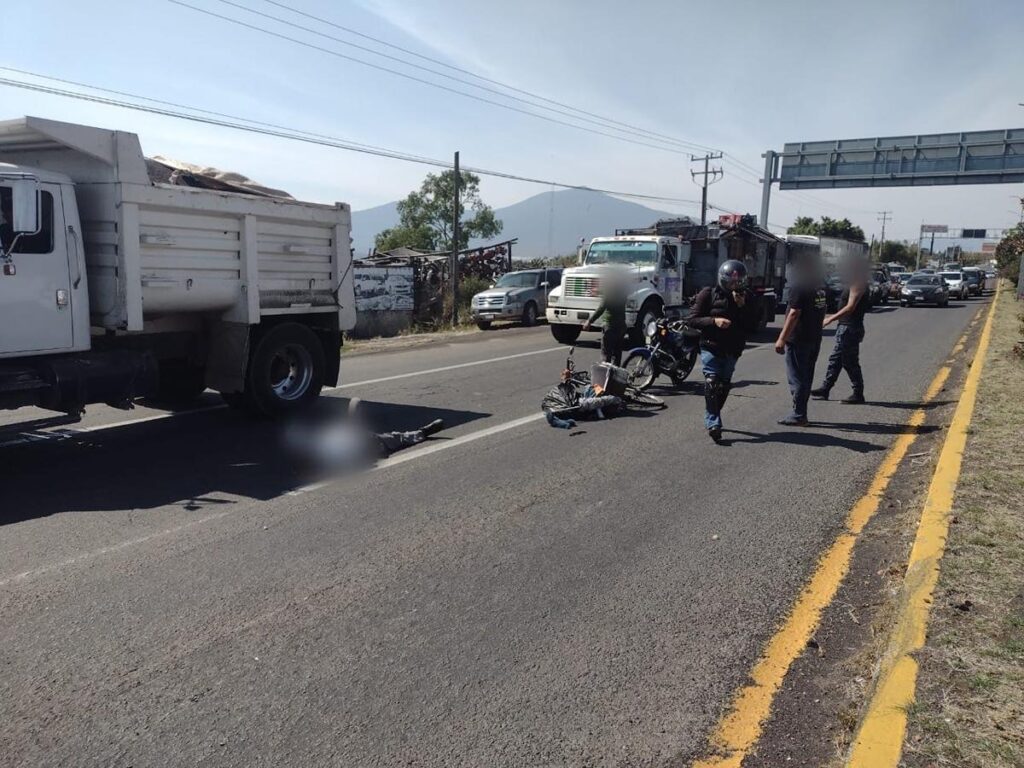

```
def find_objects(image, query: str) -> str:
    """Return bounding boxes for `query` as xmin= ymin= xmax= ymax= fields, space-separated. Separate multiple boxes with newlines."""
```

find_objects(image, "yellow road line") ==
xmin=692 ymin=307 xmax=985 ymax=768
xmin=847 ymin=289 xmax=1001 ymax=766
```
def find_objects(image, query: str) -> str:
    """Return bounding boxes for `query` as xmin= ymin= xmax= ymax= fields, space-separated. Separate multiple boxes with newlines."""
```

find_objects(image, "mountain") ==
xmin=350 ymin=189 xmax=679 ymax=259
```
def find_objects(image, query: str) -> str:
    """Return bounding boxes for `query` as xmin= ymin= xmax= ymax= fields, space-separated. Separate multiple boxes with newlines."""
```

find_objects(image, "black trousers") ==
xmin=822 ymin=324 xmax=865 ymax=394
xmin=784 ymin=339 xmax=822 ymax=419
xmin=601 ymin=324 xmax=627 ymax=367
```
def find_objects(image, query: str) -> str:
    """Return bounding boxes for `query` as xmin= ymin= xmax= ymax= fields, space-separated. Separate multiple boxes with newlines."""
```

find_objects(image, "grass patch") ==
xmin=903 ymin=285 xmax=1024 ymax=767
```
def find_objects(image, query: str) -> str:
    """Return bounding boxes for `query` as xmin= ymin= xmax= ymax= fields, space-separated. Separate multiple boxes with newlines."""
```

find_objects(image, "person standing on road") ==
xmin=774 ymin=257 xmax=827 ymax=426
xmin=812 ymin=257 xmax=869 ymax=404
xmin=583 ymin=270 xmax=629 ymax=367
xmin=688 ymin=260 xmax=760 ymax=442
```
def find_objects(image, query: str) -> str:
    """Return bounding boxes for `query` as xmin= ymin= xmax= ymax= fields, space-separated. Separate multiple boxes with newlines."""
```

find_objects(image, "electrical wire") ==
xmin=0 ymin=74 xmax=707 ymax=208
xmin=209 ymin=0 xmax=714 ymax=155
xmin=257 ymin=0 xmax=721 ymax=154
xmin=168 ymin=0 xmax=706 ymax=158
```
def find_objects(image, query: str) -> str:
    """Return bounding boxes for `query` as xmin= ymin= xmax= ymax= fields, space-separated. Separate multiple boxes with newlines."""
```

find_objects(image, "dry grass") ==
xmin=902 ymin=288 xmax=1024 ymax=767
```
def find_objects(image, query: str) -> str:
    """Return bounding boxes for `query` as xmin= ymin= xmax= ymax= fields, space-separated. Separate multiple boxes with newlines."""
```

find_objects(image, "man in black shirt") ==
xmin=689 ymin=260 xmax=760 ymax=442
xmin=812 ymin=257 xmax=869 ymax=404
xmin=774 ymin=259 xmax=827 ymax=426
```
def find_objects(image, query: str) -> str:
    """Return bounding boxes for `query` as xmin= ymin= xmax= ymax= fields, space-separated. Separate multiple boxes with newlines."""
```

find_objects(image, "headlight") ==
xmin=645 ymin=320 xmax=659 ymax=338
xmin=505 ymin=292 xmax=519 ymax=304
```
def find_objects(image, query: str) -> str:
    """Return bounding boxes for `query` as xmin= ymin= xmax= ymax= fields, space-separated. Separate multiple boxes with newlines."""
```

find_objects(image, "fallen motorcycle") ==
xmin=622 ymin=318 xmax=700 ymax=391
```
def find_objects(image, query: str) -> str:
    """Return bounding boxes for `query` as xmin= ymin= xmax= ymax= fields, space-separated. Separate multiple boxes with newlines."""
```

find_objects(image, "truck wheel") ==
xmin=476 ymin=321 xmax=492 ymax=331
xmin=521 ymin=302 xmax=538 ymax=327
xmin=154 ymin=362 xmax=207 ymax=404
xmin=246 ymin=323 xmax=326 ymax=417
xmin=551 ymin=324 xmax=581 ymax=345
xmin=632 ymin=300 xmax=663 ymax=345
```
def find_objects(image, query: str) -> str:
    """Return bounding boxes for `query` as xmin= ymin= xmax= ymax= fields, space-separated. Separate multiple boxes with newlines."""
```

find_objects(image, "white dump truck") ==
xmin=0 ymin=117 xmax=355 ymax=419
xmin=545 ymin=235 xmax=690 ymax=344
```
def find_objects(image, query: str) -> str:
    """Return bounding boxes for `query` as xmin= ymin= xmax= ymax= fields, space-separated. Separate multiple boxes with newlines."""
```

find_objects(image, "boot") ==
xmin=841 ymin=392 xmax=865 ymax=404
xmin=421 ymin=418 xmax=445 ymax=436
xmin=810 ymin=386 xmax=830 ymax=400
xmin=704 ymin=377 xmax=723 ymax=423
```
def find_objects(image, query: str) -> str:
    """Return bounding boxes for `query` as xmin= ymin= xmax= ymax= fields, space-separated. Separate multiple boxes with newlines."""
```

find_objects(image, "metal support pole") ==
xmin=929 ymin=231 xmax=936 ymax=267
xmin=690 ymin=152 xmax=722 ymax=226
xmin=916 ymin=224 xmax=924 ymax=271
xmin=451 ymin=151 xmax=461 ymax=327
xmin=759 ymin=151 xmax=775 ymax=228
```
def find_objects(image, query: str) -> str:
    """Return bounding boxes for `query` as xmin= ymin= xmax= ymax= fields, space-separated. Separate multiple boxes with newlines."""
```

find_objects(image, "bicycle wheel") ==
xmin=622 ymin=386 xmax=665 ymax=409
xmin=623 ymin=352 xmax=656 ymax=390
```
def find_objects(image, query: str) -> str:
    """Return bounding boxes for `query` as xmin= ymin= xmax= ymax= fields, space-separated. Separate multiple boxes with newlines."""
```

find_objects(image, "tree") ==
xmin=374 ymin=170 xmax=502 ymax=253
xmin=786 ymin=215 xmax=865 ymax=242
xmin=995 ymin=223 xmax=1024 ymax=280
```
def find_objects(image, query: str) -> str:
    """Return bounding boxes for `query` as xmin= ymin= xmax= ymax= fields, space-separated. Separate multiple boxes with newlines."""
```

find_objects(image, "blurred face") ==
xmin=791 ymin=255 xmax=823 ymax=287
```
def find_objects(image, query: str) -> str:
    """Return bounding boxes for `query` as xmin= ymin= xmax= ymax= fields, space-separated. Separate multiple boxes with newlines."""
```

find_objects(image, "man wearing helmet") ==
xmin=688 ymin=259 xmax=760 ymax=442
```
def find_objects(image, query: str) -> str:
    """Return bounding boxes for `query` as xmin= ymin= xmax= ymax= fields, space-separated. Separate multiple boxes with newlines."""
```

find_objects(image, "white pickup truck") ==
xmin=0 ymin=116 xmax=356 ymax=419
xmin=545 ymin=235 xmax=689 ymax=344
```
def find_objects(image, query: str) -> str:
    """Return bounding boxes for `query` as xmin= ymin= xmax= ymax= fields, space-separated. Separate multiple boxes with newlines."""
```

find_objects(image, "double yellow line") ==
xmin=694 ymin=292 xmax=997 ymax=768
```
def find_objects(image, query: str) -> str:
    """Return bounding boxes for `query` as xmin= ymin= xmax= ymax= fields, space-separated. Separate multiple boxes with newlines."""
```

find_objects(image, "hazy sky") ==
xmin=3 ymin=0 xmax=1023 ymax=243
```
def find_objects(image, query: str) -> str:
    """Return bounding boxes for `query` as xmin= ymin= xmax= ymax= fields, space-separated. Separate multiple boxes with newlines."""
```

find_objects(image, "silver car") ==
xmin=471 ymin=268 xmax=562 ymax=330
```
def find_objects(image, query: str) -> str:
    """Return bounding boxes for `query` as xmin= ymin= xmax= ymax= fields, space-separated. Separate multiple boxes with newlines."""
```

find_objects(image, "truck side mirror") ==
xmin=10 ymin=179 xmax=40 ymax=234
xmin=540 ymin=281 xmax=549 ymax=288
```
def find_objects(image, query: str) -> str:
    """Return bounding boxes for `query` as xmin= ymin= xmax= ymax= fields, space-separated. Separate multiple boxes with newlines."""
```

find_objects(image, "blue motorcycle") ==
xmin=622 ymin=317 xmax=700 ymax=391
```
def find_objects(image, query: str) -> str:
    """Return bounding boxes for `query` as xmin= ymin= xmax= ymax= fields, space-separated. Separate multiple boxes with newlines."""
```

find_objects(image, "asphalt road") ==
xmin=0 ymin=297 xmax=985 ymax=767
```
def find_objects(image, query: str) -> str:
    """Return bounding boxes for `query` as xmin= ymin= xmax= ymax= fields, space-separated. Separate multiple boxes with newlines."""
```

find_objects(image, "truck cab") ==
xmin=545 ymin=236 xmax=689 ymax=344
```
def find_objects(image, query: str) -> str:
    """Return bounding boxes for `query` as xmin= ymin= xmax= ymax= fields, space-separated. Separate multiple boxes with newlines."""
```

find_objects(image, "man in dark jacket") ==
xmin=583 ymin=271 xmax=629 ymax=367
xmin=688 ymin=260 xmax=760 ymax=442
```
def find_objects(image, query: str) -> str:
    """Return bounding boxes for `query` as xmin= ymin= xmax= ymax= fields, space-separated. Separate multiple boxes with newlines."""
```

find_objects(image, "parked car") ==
xmin=901 ymin=274 xmax=950 ymax=307
xmin=470 ymin=268 xmax=562 ymax=329
xmin=939 ymin=271 xmax=969 ymax=300
xmin=960 ymin=267 xmax=984 ymax=296
xmin=983 ymin=270 xmax=998 ymax=293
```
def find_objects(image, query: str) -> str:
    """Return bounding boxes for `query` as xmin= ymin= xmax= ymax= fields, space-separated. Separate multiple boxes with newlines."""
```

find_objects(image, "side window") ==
xmin=551 ymin=270 xmax=562 ymax=287
xmin=661 ymin=244 xmax=676 ymax=269
xmin=0 ymin=188 xmax=55 ymax=254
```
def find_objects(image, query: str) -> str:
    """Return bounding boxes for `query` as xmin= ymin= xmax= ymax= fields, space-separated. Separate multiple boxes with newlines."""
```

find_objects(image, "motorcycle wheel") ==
xmin=623 ymin=352 xmax=657 ymax=391
xmin=671 ymin=349 xmax=699 ymax=385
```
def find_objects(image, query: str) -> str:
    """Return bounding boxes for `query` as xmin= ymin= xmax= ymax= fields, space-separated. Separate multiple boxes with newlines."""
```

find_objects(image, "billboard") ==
xmin=777 ymin=129 xmax=1024 ymax=189
xmin=921 ymin=224 xmax=948 ymax=234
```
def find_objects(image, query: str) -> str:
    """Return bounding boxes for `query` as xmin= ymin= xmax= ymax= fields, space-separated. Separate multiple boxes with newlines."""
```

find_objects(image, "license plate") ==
xmin=479 ymin=313 xmax=494 ymax=320
xmin=576 ymin=311 xmax=590 ymax=320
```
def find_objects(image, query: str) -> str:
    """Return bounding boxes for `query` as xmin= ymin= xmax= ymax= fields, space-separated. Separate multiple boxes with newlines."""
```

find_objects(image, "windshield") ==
xmin=494 ymin=272 xmax=539 ymax=288
xmin=939 ymin=272 xmax=961 ymax=281
xmin=585 ymin=241 xmax=657 ymax=266
xmin=908 ymin=276 xmax=939 ymax=286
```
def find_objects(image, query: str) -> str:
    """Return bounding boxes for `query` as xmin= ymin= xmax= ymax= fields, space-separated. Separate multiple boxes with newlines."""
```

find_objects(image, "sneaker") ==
xmin=708 ymin=426 xmax=723 ymax=443
xmin=810 ymin=387 xmax=830 ymax=400
xmin=421 ymin=418 xmax=445 ymax=436
xmin=777 ymin=415 xmax=809 ymax=427
xmin=841 ymin=393 xmax=866 ymax=404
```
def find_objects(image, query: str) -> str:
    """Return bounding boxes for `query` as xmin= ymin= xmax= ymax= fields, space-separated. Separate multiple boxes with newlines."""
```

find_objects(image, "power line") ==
xmin=0 ymin=74 xmax=710 ymax=208
xmin=167 ymin=0 xmax=706 ymax=158
xmin=256 ymin=0 xmax=720 ymax=155
xmin=209 ymin=0 xmax=713 ymax=155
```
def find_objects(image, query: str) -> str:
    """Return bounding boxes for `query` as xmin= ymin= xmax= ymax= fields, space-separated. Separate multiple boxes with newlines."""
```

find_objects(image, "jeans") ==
xmin=822 ymin=324 xmax=865 ymax=394
xmin=784 ymin=340 xmax=821 ymax=419
xmin=700 ymin=349 xmax=737 ymax=429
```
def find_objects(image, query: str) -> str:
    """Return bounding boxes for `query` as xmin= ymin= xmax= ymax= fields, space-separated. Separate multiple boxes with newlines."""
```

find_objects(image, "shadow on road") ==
xmin=719 ymin=428 xmax=885 ymax=453
xmin=808 ymin=420 xmax=939 ymax=437
xmin=862 ymin=399 xmax=955 ymax=410
xmin=0 ymin=398 xmax=489 ymax=527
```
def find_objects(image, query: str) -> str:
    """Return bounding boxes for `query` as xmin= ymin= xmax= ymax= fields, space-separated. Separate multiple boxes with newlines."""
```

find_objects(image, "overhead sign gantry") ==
xmin=759 ymin=128 xmax=1024 ymax=225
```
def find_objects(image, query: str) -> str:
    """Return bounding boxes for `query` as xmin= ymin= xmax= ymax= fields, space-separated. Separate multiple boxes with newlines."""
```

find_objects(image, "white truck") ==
xmin=0 ymin=117 xmax=356 ymax=419
xmin=545 ymin=235 xmax=689 ymax=344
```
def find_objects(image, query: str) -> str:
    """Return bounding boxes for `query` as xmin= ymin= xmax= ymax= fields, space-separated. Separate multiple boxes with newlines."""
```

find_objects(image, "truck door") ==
xmin=660 ymin=243 xmax=683 ymax=306
xmin=0 ymin=184 xmax=75 ymax=355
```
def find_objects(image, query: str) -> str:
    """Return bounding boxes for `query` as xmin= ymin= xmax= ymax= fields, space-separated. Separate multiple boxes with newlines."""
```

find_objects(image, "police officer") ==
xmin=689 ymin=260 xmax=760 ymax=442
xmin=774 ymin=254 xmax=827 ymax=426
xmin=812 ymin=257 xmax=869 ymax=404
xmin=582 ymin=270 xmax=629 ymax=367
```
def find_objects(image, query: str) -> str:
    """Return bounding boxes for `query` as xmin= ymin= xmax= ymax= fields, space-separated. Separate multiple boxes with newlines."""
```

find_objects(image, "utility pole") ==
xmin=877 ymin=211 xmax=892 ymax=261
xmin=691 ymin=152 xmax=723 ymax=225
xmin=451 ymin=151 xmax=461 ymax=327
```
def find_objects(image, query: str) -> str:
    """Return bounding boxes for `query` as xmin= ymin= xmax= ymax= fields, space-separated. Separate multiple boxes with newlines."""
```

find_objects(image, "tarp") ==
xmin=145 ymin=156 xmax=293 ymax=199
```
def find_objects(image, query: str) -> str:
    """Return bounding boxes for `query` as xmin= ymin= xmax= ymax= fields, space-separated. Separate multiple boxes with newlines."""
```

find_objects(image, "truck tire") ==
xmin=632 ymin=300 xmax=663 ymax=345
xmin=476 ymin=321 xmax=492 ymax=331
xmin=154 ymin=361 xmax=207 ymax=404
xmin=551 ymin=324 xmax=582 ymax=345
xmin=245 ymin=323 xmax=326 ymax=417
